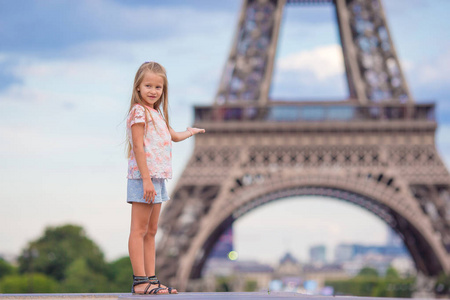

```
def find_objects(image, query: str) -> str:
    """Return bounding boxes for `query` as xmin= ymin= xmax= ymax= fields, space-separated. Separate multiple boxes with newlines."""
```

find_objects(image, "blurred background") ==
xmin=0 ymin=0 xmax=449 ymax=296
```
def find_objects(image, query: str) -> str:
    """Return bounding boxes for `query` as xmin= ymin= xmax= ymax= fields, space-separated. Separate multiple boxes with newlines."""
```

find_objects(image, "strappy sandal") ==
xmin=131 ymin=275 xmax=167 ymax=295
xmin=148 ymin=276 xmax=178 ymax=294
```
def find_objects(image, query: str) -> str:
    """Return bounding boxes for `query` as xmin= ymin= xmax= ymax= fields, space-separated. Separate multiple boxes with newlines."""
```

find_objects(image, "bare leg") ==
xmin=144 ymin=203 xmax=177 ymax=294
xmin=129 ymin=202 xmax=153 ymax=276
xmin=128 ymin=202 xmax=167 ymax=294
xmin=143 ymin=203 xmax=162 ymax=276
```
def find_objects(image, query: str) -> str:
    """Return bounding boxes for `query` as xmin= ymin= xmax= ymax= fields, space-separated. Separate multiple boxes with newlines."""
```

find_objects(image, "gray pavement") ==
xmin=120 ymin=292 xmax=312 ymax=299
xmin=0 ymin=294 xmax=118 ymax=300
xmin=0 ymin=292 xmax=435 ymax=300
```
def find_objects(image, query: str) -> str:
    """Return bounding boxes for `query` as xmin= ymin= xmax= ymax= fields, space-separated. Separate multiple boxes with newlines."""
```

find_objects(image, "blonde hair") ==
xmin=126 ymin=62 xmax=170 ymax=158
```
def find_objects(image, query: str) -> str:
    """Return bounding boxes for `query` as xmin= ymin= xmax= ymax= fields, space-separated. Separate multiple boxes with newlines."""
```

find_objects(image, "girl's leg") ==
xmin=144 ymin=203 xmax=178 ymax=293
xmin=143 ymin=203 xmax=162 ymax=275
xmin=129 ymin=202 xmax=168 ymax=294
xmin=129 ymin=202 xmax=153 ymax=276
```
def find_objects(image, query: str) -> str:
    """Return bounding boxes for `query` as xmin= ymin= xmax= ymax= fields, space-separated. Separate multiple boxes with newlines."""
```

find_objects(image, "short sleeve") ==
xmin=128 ymin=105 xmax=146 ymax=127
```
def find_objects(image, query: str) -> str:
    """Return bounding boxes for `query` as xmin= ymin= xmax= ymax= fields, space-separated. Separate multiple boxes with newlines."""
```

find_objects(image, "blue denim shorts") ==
xmin=127 ymin=178 xmax=170 ymax=204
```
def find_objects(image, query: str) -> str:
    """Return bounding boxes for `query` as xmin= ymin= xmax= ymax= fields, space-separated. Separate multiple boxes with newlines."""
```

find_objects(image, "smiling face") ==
xmin=137 ymin=71 xmax=164 ymax=108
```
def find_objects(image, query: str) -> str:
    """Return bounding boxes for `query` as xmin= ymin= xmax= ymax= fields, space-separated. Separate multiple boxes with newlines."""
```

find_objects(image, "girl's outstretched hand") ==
xmin=188 ymin=127 xmax=205 ymax=135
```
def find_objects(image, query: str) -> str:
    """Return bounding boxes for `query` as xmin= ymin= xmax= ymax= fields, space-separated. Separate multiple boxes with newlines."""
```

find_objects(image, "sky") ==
xmin=0 ymin=0 xmax=450 ymax=266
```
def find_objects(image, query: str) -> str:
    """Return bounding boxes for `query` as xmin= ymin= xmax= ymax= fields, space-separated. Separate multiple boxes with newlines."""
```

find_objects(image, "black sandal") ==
xmin=132 ymin=275 xmax=166 ymax=295
xmin=148 ymin=276 xmax=178 ymax=294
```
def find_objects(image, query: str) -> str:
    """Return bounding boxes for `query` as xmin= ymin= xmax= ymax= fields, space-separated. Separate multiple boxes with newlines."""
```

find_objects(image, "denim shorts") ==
xmin=127 ymin=178 xmax=170 ymax=204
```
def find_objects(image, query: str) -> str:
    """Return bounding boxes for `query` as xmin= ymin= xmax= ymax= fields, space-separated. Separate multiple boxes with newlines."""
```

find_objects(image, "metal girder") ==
xmin=335 ymin=0 xmax=413 ymax=103
xmin=215 ymin=0 xmax=286 ymax=105
xmin=216 ymin=0 xmax=413 ymax=105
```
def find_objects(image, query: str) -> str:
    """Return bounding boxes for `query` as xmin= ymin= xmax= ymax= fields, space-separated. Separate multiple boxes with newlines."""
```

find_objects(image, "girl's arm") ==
xmin=170 ymin=127 xmax=205 ymax=142
xmin=131 ymin=123 xmax=156 ymax=203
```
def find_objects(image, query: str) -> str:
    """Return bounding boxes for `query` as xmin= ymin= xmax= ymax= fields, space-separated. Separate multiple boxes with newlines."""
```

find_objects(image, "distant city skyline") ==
xmin=203 ymin=236 xmax=413 ymax=293
xmin=233 ymin=197 xmax=399 ymax=264
xmin=0 ymin=0 xmax=449 ymax=264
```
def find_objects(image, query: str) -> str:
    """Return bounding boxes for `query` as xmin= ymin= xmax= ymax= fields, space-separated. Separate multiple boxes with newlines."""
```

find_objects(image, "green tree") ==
xmin=244 ymin=279 xmax=258 ymax=292
xmin=358 ymin=267 xmax=379 ymax=278
xmin=0 ymin=273 xmax=57 ymax=293
xmin=326 ymin=270 xmax=415 ymax=298
xmin=108 ymin=256 xmax=133 ymax=292
xmin=18 ymin=224 xmax=109 ymax=281
xmin=60 ymin=258 xmax=109 ymax=293
xmin=385 ymin=266 xmax=400 ymax=279
xmin=0 ymin=258 xmax=16 ymax=279
xmin=216 ymin=276 xmax=233 ymax=292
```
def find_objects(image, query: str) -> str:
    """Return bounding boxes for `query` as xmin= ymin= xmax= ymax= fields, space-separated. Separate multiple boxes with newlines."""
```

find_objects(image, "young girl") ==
xmin=126 ymin=62 xmax=205 ymax=295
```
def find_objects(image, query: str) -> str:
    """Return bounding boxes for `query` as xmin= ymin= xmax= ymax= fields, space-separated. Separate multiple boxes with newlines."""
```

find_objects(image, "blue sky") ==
xmin=1 ymin=0 xmax=449 ymax=264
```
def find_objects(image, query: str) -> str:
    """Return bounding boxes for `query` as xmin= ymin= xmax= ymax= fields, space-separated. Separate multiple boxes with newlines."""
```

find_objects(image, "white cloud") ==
xmin=0 ymin=124 xmax=116 ymax=156
xmin=418 ymin=52 xmax=450 ymax=85
xmin=0 ymin=84 xmax=48 ymax=103
xmin=2 ymin=27 xmax=230 ymax=109
xmin=277 ymin=44 xmax=345 ymax=81
xmin=404 ymin=49 xmax=450 ymax=87
xmin=400 ymin=59 xmax=414 ymax=73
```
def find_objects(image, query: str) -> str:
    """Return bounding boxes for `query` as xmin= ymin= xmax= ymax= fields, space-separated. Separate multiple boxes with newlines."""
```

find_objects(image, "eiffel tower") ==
xmin=156 ymin=0 xmax=450 ymax=291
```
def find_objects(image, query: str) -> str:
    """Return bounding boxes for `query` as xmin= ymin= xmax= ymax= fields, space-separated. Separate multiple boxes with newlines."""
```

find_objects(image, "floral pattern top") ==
xmin=127 ymin=104 xmax=172 ymax=179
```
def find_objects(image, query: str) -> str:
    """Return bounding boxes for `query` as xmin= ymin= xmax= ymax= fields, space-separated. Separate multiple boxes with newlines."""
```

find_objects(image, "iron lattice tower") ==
xmin=156 ymin=0 xmax=450 ymax=291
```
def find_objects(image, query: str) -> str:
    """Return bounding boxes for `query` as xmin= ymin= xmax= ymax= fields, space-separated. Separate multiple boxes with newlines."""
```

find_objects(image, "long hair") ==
xmin=126 ymin=62 xmax=170 ymax=158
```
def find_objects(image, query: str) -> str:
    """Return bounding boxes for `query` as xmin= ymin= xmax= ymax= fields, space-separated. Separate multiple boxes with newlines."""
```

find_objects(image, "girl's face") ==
xmin=137 ymin=71 xmax=164 ymax=108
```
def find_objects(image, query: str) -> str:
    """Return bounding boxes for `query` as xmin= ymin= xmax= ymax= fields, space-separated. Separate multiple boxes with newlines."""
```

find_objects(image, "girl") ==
xmin=126 ymin=62 xmax=205 ymax=295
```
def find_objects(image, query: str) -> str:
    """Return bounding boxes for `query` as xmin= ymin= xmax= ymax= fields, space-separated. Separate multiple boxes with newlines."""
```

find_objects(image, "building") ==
xmin=234 ymin=261 xmax=274 ymax=292
xmin=334 ymin=244 xmax=355 ymax=262
xmin=309 ymin=245 xmax=326 ymax=264
xmin=276 ymin=252 xmax=302 ymax=277
xmin=334 ymin=243 xmax=409 ymax=263
xmin=303 ymin=263 xmax=349 ymax=291
xmin=334 ymin=240 xmax=414 ymax=276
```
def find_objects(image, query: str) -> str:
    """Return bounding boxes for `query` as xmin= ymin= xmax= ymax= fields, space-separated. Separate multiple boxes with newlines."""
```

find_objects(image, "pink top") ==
xmin=127 ymin=104 xmax=172 ymax=179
